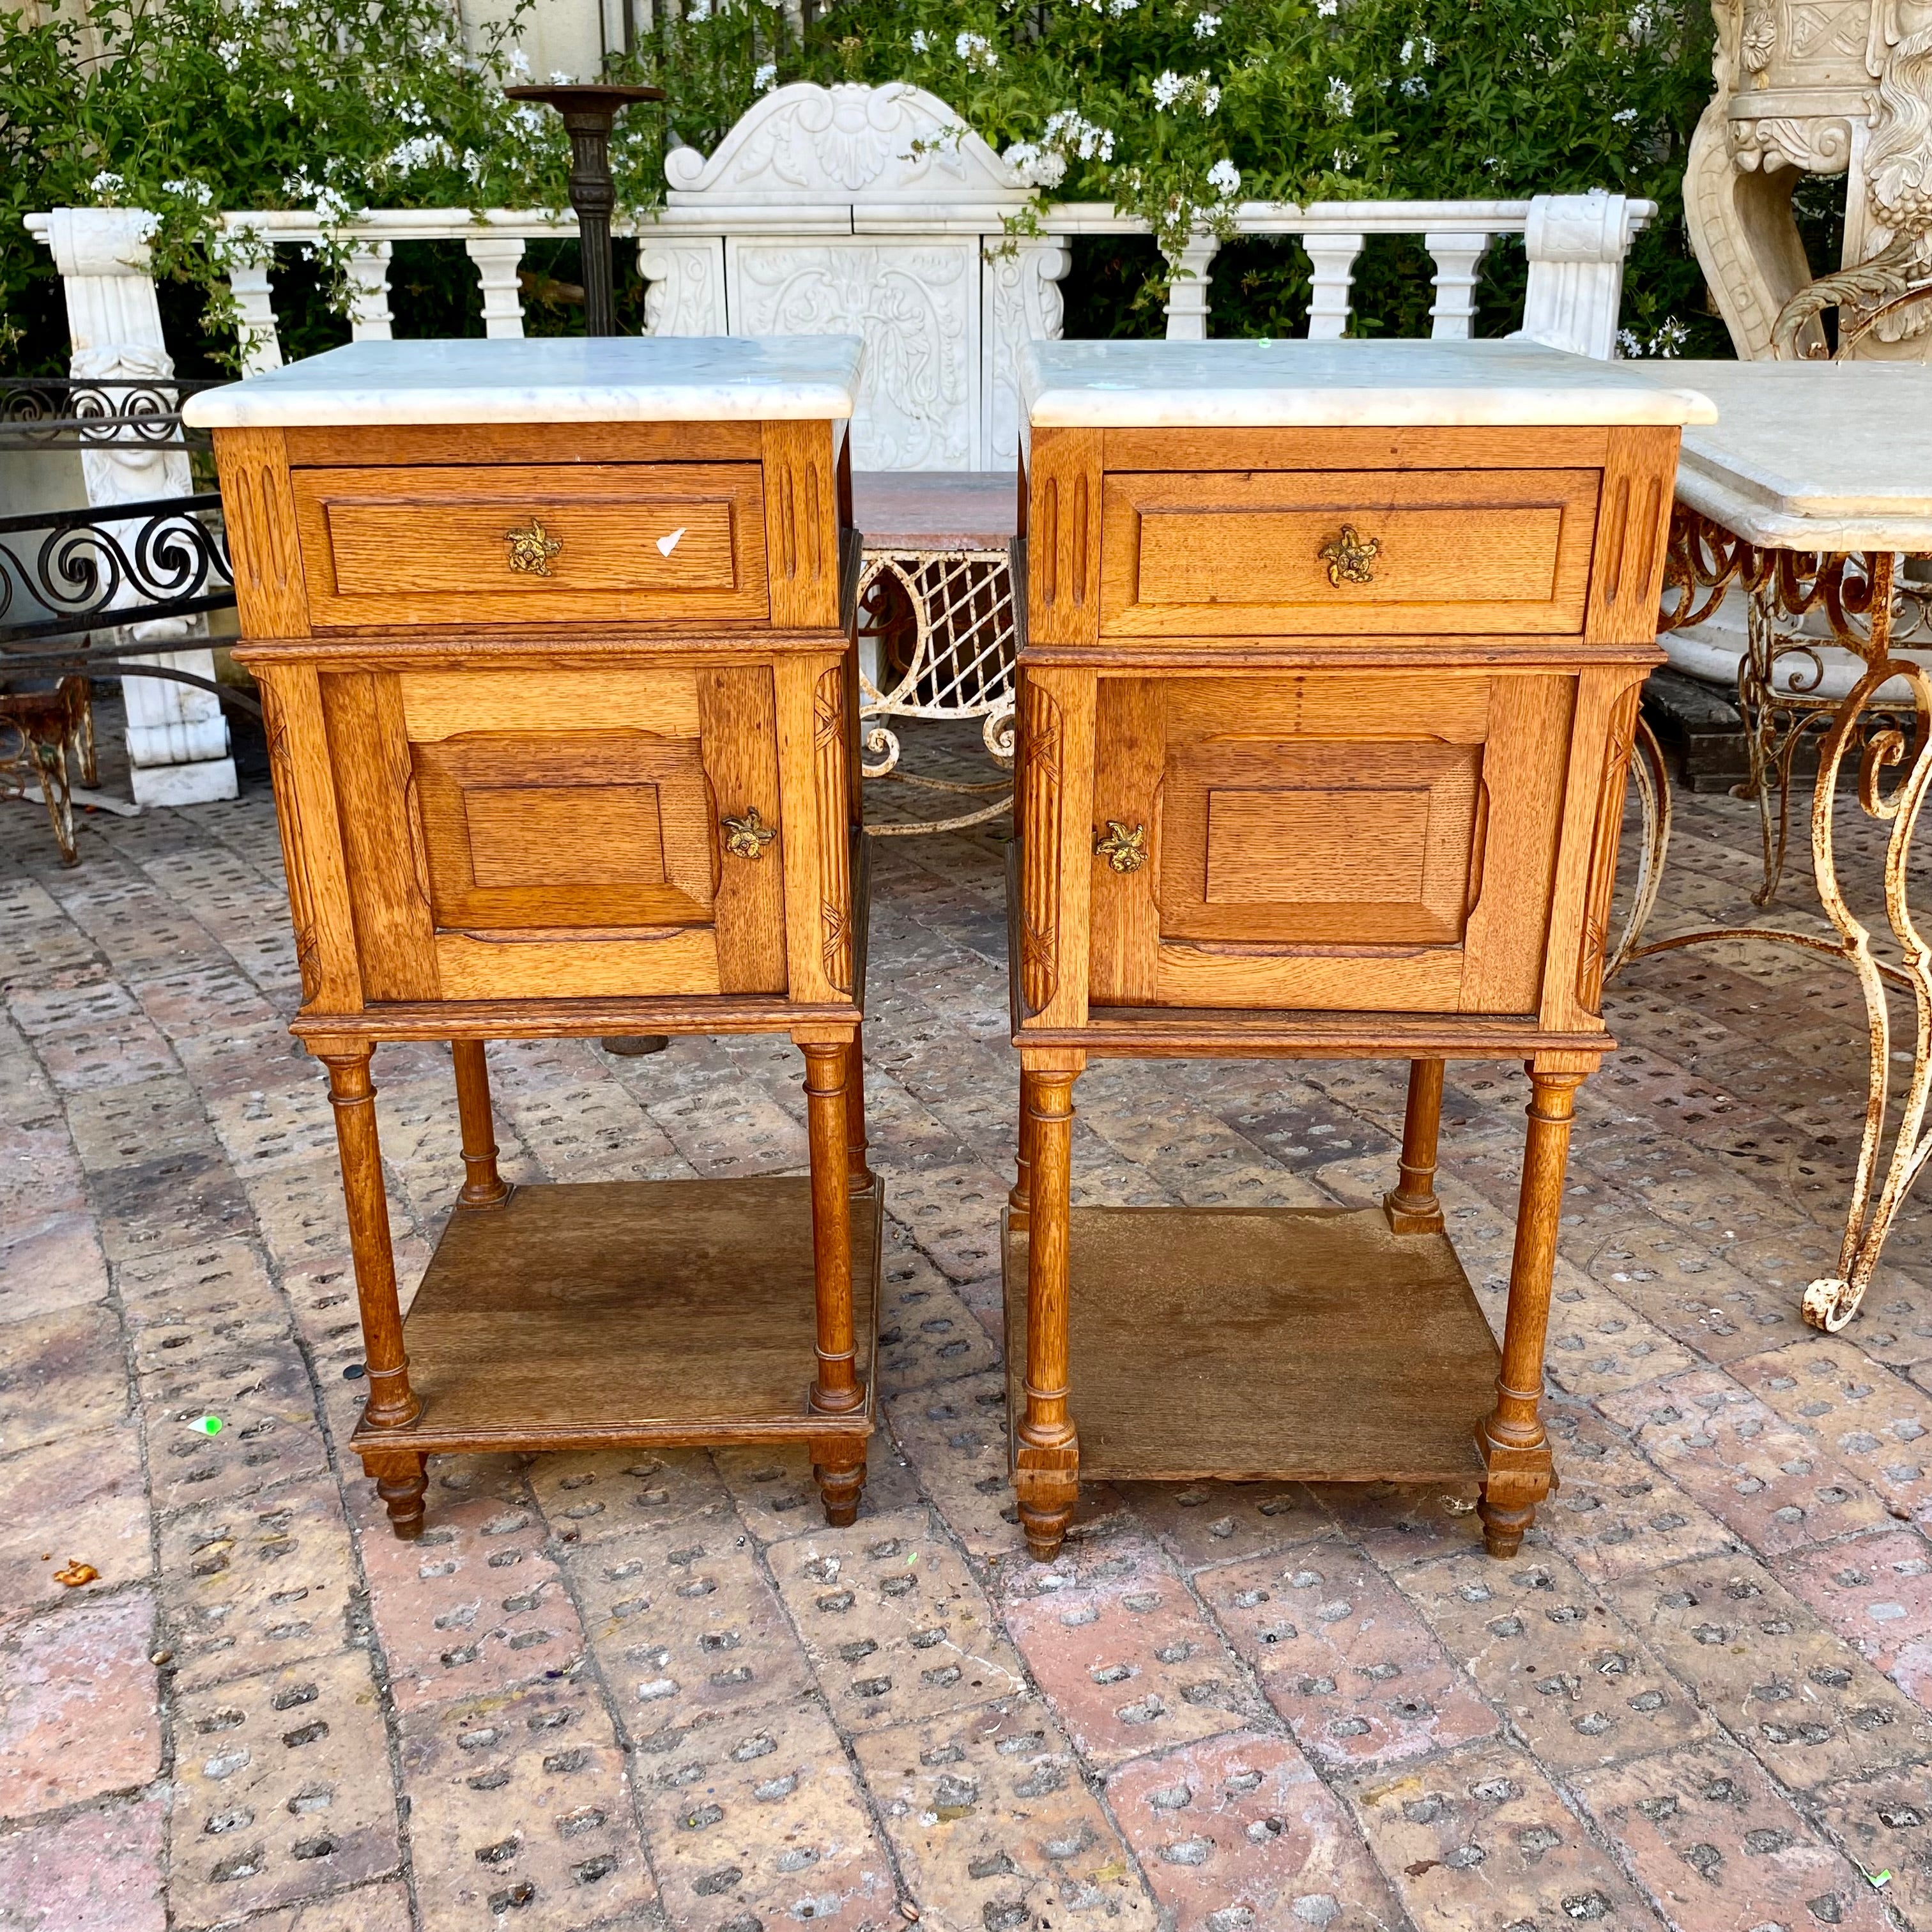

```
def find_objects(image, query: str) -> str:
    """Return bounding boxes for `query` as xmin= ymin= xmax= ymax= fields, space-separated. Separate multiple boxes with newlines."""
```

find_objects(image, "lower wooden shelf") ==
xmin=1002 ymin=1203 xmax=1496 ymax=1484
xmin=350 ymin=1176 xmax=879 ymax=1457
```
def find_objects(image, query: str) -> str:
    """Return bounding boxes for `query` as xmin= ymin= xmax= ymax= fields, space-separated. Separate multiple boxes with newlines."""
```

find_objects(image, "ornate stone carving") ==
xmin=644 ymin=83 xmax=1065 ymax=471
xmin=1687 ymin=0 xmax=1932 ymax=360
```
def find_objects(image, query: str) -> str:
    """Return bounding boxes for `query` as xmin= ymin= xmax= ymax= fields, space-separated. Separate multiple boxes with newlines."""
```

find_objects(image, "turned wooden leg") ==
xmin=319 ymin=1044 xmax=424 ymax=1538
xmin=1017 ymin=1059 xmax=1081 ymax=1561
xmin=846 ymin=1025 xmax=875 ymax=1197
xmin=362 ymin=1448 xmax=428 ymax=1540
xmin=1477 ymin=1063 xmax=1587 ymax=1558
xmin=800 ymin=1038 xmax=866 ymax=1525
xmin=1385 ymin=1057 xmax=1446 ymax=1234
xmin=1008 ymin=1068 xmax=1037 ymax=1230
xmin=451 ymin=1039 xmax=510 ymax=1210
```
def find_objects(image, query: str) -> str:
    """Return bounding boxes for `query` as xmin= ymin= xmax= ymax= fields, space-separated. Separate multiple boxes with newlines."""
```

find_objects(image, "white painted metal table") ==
xmin=1620 ymin=360 xmax=1932 ymax=1332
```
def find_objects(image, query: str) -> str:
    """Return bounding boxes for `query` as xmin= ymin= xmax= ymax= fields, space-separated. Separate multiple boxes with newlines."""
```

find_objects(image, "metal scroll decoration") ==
xmin=855 ymin=545 xmax=1017 ymax=837
xmin=0 ymin=376 xmax=222 ymax=450
xmin=0 ymin=493 xmax=233 ymax=647
xmin=1616 ymin=506 xmax=1932 ymax=1333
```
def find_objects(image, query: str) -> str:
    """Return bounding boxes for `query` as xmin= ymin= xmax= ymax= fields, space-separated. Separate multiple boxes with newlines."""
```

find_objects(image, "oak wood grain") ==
xmin=1026 ymin=428 xmax=1104 ymax=647
xmin=292 ymin=462 xmax=770 ymax=629
xmin=762 ymin=418 xmax=842 ymax=630
xmin=698 ymin=664 xmax=788 ymax=994
xmin=1099 ymin=468 xmax=1599 ymax=638
xmin=213 ymin=427 xmax=311 ymax=637
xmin=284 ymin=420 xmax=765 ymax=467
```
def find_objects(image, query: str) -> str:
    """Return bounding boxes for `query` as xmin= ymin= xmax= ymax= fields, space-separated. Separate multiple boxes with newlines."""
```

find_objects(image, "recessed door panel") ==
xmin=1089 ymin=673 xmax=1572 ymax=1015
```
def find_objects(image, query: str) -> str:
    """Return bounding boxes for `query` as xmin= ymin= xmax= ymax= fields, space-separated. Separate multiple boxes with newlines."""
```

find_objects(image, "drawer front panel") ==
xmin=293 ymin=463 xmax=769 ymax=628
xmin=1089 ymin=673 xmax=1571 ymax=1014
xmin=323 ymin=665 xmax=787 ymax=1001
xmin=1099 ymin=469 xmax=1598 ymax=636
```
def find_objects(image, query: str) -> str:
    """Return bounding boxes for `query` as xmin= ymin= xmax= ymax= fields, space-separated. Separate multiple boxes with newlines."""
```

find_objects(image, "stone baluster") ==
xmin=1162 ymin=233 xmax=1221 ymax=341
xmin=464 ymin=236 xmax=528 ymax=338
xmin=1303 ymin=231 xmax=1365 ymax=339
xmin=222 ymin=231 xmax=284 ymax=375
xmin=345 ymin=241 xmax=395 ymax=341
xmin=30 ymin=207 xmax=238 ymax=807
xmin=1425 ymin=230 xmax=1491 ymax=339
xmin=1517 ymin=191 xmax=1644 ymax=360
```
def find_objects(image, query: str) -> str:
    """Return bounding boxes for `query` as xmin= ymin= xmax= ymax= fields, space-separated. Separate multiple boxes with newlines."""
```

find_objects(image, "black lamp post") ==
xmin=505 ymin=82 xmax=664 ymax=337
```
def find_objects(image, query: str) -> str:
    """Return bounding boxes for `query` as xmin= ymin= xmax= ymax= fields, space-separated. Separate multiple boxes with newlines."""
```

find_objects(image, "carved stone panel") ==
xmin=728 ymin=240 xmax=979 ymax=471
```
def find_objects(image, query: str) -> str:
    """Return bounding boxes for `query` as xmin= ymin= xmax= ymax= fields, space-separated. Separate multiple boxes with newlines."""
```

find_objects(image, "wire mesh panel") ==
xmin=855 ymin=545 xmax=1017 ymax=835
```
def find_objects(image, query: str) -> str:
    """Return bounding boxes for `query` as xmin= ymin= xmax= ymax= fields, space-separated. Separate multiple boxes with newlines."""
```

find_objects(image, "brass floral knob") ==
xmin=721 ymin=806 xmax=777 ymax=860
xmin=505 ymin=518 xmax=562 ymax=576
xmin=1094 ymin=819 xmax=1148 ymax=873
xmin=1318 ymin=523 xmax=1381 ymax=587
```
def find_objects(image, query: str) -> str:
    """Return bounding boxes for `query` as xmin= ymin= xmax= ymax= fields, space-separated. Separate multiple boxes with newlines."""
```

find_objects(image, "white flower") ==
xmin=162 ymin=177 xmax=215 ymax=206
xmin=1324 ymin=76 xmax=1354 ymax=118
xmin=956 ymin=31 xmax=998 ymax=70
xmin=1420 ymin=36 xmax=1438 ymax=62
xmin=1612 ymin=105 xmax=1639 ymax=125
xmin=910 ymin=28 xmax=930 ymax=52
xmin=89 ymin=169 xmax=126 ymax=202
xmin=1316 ymin=0 xmax=1338 ymax=14
xmin=215 ymin=38 xmax=243 ymax=70
xmin=505 ymin=47 xmax=532 ymax=79
xmin=1194 ymin=11 xmax=1220 ymax=36
xmin=754 ymin=61 xmax=778 ymax=91
xmin=1206 ymin=157 xmax=1241 ymax=199
xmin=281 ymin=89 xmax=296 ymax=109
xmin=1400 ymin=75 xmax=1428 ymax=96
xmin=1041 ymin=109 xmax=1116 ymax=163
xmin=1004 ymin=141 xmax=1068 ymax=188
xmin=1152 ymin=70 xmax=1219 ymax=116
xmin=549 ymin=69 xmax=574 ymax=83
xmin=384 ymin=134 xmax=455 ymax=174
xmin=1332 ymin=145 xmax=1358 ymax=170
xmin=1108 ymin=0 xmax=1139 ymax=13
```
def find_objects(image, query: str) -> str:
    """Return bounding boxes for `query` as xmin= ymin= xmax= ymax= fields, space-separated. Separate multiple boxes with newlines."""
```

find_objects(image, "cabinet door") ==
xmin=321 ymin=664 xmax=788 ymax=1001
xmin=1089 ymin=673 xmax=1574 ymax=1014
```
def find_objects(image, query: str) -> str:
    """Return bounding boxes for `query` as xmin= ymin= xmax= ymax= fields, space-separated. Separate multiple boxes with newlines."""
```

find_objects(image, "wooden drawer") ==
xmin=316 ymin=664 xmax=789 ymax=1001
xmin=291 ymin=463 xmax=769 ymax=628
xmin=1098 ymin=469 xmax=1598 ymax=637
xmin=1087 ymin=673 xmax=1574 ymax=1013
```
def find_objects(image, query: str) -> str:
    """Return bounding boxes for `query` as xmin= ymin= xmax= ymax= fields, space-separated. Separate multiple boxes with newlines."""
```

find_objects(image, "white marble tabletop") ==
xmin=183 ymin=336 xmax=864 ymax=429
xmin=1623 ymin=359 xmax=1932 ymax=553
xmin=1018 ymin=339 xmax=1716 ymax=432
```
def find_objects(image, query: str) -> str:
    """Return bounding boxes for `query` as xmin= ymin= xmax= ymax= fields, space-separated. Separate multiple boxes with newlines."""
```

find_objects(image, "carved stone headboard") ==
xmin=640 ymin=82 xmax=1067 ymax=471
xmin=1686 ymin=0 xmax=1932 ymax=359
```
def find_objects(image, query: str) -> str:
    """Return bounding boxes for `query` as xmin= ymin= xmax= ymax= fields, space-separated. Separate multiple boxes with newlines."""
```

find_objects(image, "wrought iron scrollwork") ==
xmin=0 ymin=376 xmax=222 ymax=450
xmin=1621 ymin=505 xmax=1932 ymax=1332
xmin=0 ymin=492 xmax=233 ymax=647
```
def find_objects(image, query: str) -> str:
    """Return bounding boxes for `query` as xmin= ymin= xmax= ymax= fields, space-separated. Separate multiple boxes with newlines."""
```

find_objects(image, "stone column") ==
xmin=345 ymin=241 xmax=395 ymax=340
xmin=1517 ymin=191 xmax=1646 ymax=360
xmin=1303 ymin=232 xmax=1366 ymax=339
xmin=1162 ymin=233 xmax=1221 ymax=341
xmin=34 ymin=207 xmax=238 ymax=807
xmin=464 ymin=236 xmax=527 ymax=337
xmin=1425 ymin=230 xmax=1492 ymax=339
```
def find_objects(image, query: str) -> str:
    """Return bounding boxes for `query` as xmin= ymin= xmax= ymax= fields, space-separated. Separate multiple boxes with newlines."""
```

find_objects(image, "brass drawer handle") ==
xmin=1318 ymin=523 xmax=1381 ymax=586
xmin=722 ymin=806 xmax=777 ymax=860
xmin=504 ymin=518 xmax=562 ymax=576
xmin=1094 ymin=819 xmax=1147 ymax=873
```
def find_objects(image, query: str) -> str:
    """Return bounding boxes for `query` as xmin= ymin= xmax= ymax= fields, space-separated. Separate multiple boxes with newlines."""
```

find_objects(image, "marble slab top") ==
xmin=183 ymin=336 xmax=864 ymax=429
xmin=1018 ymin=339 xmax=1717 ymax=431
xmin=1623 ymin=359 xmax=1932 ymax=553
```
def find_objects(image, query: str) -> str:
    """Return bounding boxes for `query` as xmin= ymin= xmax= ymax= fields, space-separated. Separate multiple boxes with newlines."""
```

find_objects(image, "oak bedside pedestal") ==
xmin=185 ymin=337 xmax=878 ymax=1539
xmin=1002 ymin=340 xmax=1715 ymax=1561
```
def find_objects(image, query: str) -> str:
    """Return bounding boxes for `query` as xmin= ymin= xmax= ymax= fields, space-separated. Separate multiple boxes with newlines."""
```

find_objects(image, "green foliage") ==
xmin=0 ymin=0 xmax=1728 ymax=373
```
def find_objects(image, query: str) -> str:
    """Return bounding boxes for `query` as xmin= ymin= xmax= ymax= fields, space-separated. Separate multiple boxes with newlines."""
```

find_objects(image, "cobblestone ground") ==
xmin=4 ymin=705 xmax=1932 ymax=1932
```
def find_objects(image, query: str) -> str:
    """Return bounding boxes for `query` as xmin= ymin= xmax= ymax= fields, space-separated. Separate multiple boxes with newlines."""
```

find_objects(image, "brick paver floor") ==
xmin=4 ymin=705 xmax=1931 ymax=1931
